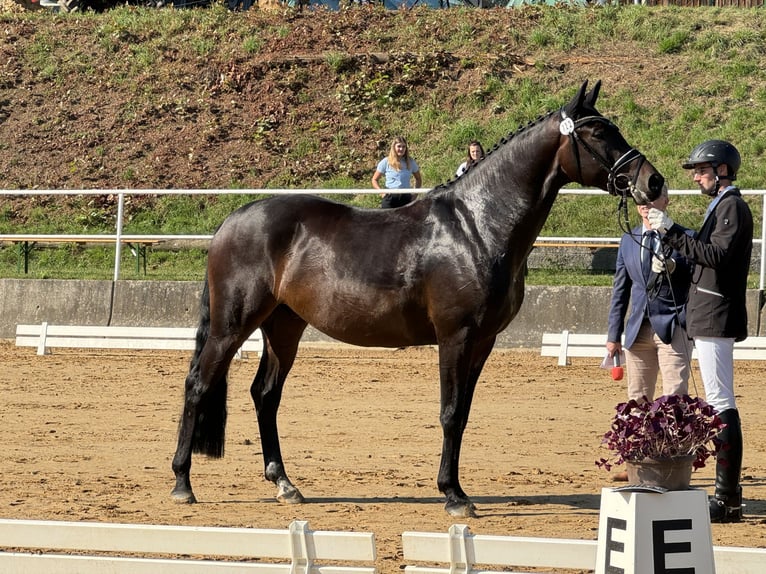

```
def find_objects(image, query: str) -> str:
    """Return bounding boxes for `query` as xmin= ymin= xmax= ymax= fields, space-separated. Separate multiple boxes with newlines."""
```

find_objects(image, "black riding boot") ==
xmin=709 ymin=408 xmax=743 ymax=523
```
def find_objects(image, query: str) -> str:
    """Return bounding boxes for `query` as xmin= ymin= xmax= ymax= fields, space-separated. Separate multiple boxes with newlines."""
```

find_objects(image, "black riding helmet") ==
xmin=682 ymin=139 xmax=740 ymax=181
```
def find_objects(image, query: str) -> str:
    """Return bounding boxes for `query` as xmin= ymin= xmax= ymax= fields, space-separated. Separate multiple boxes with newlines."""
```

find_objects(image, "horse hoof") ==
xmin=171 ymin=489 xmax=197 ymax=504
xmin=276 ymin=485 xmax=305 ymax=504
xmin=445 ymin=500 xmax=477 ymax=518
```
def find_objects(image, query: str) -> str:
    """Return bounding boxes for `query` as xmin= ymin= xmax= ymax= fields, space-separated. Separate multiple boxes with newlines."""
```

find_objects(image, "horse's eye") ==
xmin=594 ymin=123 xmax=617 ymax=141
xmin=589 ymin=126 xmax=607 ymax=141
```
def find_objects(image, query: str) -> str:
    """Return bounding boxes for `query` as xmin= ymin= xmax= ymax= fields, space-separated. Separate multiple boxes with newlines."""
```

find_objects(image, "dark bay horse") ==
xmin=171 ymin=80 xmax=665 ymax=517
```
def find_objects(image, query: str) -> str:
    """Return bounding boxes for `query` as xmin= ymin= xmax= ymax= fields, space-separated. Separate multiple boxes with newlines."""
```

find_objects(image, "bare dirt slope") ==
xmin=0 ymin=7 xmax=668 ymax=193
xmin=1 ymin=341 xmax=765 ymax=573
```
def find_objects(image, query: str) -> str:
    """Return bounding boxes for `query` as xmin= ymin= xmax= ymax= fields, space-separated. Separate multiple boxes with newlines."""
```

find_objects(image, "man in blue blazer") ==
xmin=606 ymin=187 xmax=693 ymax=403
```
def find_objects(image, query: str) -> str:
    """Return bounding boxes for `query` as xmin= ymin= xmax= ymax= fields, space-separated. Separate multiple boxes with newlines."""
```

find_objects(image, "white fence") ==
xmin=0 ymin=518 xmax=376 ymax=574
xmin=1 ymin=519 xmax=765 ymax=573
xmin=402 ymin=524 xmax=766 ymax=574
xmin=541 ymin=330 xmax=766 ymax=365
xmin=1 ymin=188 xmax=765 ymax=288
xmin=15 ymin=322 xmax=263 ymax=357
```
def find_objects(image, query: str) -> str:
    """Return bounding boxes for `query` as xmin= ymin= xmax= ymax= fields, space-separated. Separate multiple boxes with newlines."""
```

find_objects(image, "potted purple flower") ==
xmin=596 ymin=394 xmax=726 ymax=490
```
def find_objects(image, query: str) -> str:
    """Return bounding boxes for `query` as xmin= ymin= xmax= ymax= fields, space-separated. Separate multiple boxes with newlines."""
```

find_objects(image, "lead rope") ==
xmin=653 ymin=238 xmax=700 ymax=398
xmin=613 ymin=194 xmax=700 ymax=397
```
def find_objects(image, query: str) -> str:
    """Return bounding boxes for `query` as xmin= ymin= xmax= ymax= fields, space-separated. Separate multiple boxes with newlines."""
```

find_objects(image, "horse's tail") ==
xmin=192 ymin=272 xmax=212 ymax=360
xmin=186 ymin=273 xmax=228 ymax=458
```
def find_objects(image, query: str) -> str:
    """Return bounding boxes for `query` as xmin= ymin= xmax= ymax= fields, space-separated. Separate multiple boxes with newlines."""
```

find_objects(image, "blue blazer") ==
xmin=607 ymin=225 xmax=691 ymax=349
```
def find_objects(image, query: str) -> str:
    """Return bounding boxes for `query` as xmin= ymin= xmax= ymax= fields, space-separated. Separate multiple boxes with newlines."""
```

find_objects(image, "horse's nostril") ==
xmin=649 ymin=173 xmax=665 ymax=193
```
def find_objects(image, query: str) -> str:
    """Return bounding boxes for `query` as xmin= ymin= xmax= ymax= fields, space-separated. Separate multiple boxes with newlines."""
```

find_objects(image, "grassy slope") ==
xmin=1 ymin=5 xmax=765 ymax=281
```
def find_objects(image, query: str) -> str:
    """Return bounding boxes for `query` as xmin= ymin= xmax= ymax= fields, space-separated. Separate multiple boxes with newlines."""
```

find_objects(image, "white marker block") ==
xmin=596 ymin=487 xmax=715 ymax=574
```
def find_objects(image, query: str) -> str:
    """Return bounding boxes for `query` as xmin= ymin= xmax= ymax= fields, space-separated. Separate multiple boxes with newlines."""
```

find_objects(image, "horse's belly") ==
xmin=318 ymin=327 xmax=436 ymax=348
xmin=286 ymin=289 xmax=436 ymax=348
xmin=308 ymin=311 xmax=437 ymax=348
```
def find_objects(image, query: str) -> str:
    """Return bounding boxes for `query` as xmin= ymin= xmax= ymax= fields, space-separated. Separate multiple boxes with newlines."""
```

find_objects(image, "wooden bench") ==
xmin=0 ymin=518 xmax=376 ymax=574
xmin=542 ymin=330 xmax=766 ymax=366
xmin=402 ymin=524 xmax=766 ymax=574
xmin=16 ymin=322 xmax=262 ymax=358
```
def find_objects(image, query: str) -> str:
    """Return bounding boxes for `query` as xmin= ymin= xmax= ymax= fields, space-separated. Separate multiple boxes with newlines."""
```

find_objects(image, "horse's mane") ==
xmin=430 ymin=109 xmax=558 ymax=195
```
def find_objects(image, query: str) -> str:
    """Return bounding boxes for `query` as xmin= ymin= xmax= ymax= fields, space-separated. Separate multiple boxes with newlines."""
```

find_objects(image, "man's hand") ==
xmin=648 ymin=208 xmax=673 ymax=233
xmin=651 ymin=252 xmax=676 ymax=274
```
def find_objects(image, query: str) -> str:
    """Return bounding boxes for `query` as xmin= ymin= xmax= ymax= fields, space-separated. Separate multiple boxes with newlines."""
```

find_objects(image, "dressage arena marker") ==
xmin=0 ymin=519 xmax=376 ymax=574
xmin=596 ymin=488 xmax=714 ymax=574
xmin=15 ymin=322 xmax=262 ymax=358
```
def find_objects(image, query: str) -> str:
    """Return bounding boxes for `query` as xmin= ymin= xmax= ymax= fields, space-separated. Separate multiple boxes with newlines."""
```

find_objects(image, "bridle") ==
xmin=559 ymin=109 xmax=650 ymax=236
xmin=559 ymin=110 xmax=647 ymax=208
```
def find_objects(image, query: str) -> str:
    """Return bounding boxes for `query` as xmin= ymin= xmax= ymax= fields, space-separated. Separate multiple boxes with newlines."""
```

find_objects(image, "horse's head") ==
xmin=557 ymin=80 xmax=664 ymax=205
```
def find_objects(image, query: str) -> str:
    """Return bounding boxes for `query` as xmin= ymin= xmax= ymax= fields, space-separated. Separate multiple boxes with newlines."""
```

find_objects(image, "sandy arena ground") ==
xmin=1 ymin=340 xmax=765 ymax=572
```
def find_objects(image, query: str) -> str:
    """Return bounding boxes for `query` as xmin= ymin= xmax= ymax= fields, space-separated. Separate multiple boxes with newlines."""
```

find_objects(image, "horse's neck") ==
xmin=450 ymin=125 xmax=568 ymax=259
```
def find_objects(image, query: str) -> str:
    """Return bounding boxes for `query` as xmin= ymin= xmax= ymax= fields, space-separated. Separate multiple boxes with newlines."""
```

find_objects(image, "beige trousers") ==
xmin=625 ymin=319 xmax=692 ymax=402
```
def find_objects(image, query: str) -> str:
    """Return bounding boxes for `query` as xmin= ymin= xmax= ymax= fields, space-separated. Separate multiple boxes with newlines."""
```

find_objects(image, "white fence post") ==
xmin=36 ymin=320 xmax=49 ymax=356
xmin=288 ymin=520 xmax=313 ymax=574
xmin=760 ymin=193 xmax=765 ymax=291
xmin=447 ymin=524 xmax=471 ymax=574
xmin=114 ymin=192 xmax=125 ymax=282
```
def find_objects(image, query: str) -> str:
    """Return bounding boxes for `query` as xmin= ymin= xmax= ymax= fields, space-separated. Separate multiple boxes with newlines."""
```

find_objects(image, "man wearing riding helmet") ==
xmin=648 ymin=139 xmax=752 ymax=523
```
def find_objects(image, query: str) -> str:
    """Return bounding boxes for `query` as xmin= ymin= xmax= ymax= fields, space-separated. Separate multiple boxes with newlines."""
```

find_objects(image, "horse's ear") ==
xmin=584 ymin=80 xmax=602 ymax=108
xmin=563 ymin=81 xmax=589 ymax=118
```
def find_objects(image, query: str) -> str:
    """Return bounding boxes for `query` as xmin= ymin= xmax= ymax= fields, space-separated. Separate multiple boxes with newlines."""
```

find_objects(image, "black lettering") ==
xmin=605 ymin=516 xmax=627 ymax=574
xmin=652 ymin=518 xmax=694 ymax=574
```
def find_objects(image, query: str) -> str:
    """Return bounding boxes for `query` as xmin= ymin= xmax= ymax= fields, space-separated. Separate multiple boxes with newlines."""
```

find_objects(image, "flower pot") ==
xmin=625 ymin=455 xmax=695 ymax=491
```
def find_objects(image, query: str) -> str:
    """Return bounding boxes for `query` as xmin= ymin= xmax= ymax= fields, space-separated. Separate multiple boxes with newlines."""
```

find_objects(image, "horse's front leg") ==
xmin=436 ymin=336 xmax=495 ymax=517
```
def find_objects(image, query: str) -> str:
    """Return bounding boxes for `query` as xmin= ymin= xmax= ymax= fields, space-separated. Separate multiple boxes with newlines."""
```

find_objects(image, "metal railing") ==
xmin=1 ymin=188 xmax=765 ymax=288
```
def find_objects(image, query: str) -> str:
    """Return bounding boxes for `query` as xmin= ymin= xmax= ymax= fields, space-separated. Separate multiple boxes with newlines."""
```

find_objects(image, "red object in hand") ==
xmin=611 ymin=354 xmax=624 ymax=381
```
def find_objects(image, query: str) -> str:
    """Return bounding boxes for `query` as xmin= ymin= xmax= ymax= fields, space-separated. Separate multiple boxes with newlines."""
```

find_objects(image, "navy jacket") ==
xmin=608 ymin=225 xmax=692 ymax=349
xmin=664 ymin=187 xmax=752 ymax=341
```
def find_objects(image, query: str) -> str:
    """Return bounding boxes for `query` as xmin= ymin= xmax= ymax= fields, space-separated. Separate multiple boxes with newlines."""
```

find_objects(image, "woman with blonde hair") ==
xmin=371 ymin=136 xmax=422 ymax=208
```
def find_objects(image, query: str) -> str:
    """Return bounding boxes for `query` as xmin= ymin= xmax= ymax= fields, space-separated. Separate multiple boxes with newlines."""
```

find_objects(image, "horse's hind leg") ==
xmin=171 ymin=332 xmax=242 ymax=504
xmin=251 ymin=305 xmax=307 ymax=504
